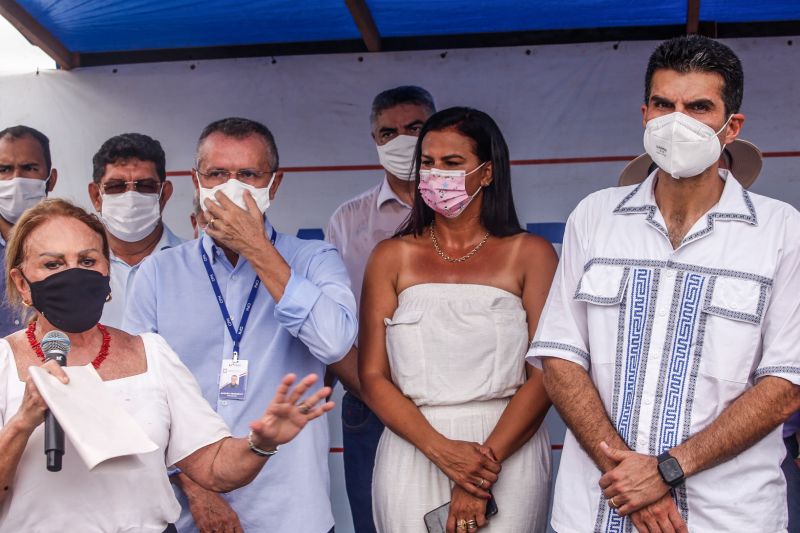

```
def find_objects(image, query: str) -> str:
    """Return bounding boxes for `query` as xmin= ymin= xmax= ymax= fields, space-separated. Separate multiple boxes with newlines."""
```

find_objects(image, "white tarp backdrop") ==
xmin=1 ymin=36 xmax=798 ymax=531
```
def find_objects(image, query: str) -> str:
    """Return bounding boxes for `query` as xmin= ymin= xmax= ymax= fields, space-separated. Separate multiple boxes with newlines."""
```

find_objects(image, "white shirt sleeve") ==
xmin=756 ymin=209 xmax=800 ymax=385
xmin=145 ymin=333 xmax=231 ymax=466
xmin=526 ymin=199 xmax=592 ymax=370
xmin=325 ymin=209 xmax=343 ymax=249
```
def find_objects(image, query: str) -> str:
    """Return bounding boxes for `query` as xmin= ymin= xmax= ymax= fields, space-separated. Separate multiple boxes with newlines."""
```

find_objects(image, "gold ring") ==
xmin=457 ymin=519 xmax=468 ymax=530
xmin=298 ymin=402 xmax=312 ymax=415
xmin=477 ymin=478 xmax=486 ymax=488
xmin=609 ymin=497 xmax=618 ymax=509
xmin=207 ymin=217 xmax=216 ymax=229
xmin=466 ymin=519 xmax=478 ymax=530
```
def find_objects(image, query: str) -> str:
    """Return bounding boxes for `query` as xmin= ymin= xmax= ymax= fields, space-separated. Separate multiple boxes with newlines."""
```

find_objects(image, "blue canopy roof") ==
xmin=5 ymin=1 xmax=800 ymax=67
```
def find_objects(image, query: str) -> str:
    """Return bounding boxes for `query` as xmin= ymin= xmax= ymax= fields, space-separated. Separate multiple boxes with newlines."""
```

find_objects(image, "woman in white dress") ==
xmin=0 ymin=199 xmax=334 ymax=532
xmin=361 ymin=107 xmax=558 ymax=532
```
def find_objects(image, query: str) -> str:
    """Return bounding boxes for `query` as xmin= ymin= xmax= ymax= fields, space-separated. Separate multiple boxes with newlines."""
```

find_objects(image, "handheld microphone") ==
xmin=41 ymin=330 xmax=70 ymax=472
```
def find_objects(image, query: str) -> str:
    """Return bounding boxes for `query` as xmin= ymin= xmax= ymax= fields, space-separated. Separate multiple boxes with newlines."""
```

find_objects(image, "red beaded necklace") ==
xmin=26 ymin=320 xmax=111 ymax=370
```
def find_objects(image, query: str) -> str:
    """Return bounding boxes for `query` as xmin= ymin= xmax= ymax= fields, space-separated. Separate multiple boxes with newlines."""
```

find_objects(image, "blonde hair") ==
xmin=5 ymin=199 xmax=110 ymax=311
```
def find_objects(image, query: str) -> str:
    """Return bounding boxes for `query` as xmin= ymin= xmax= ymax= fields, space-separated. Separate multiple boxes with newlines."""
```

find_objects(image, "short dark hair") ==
xmin=396 ymin=107 xmax=523 ymax=238
xmin=370 ymin=86 xmax=436 ymax=125
xmin=196 ymin=117 xmax=279 ymax=171
xmin=645 ymin=35 xmax=744 ymax=115
xmin=0 ymin=125 xmax=52 ymax=173
xmin=92 ymin=133 xmax=166 ymax=184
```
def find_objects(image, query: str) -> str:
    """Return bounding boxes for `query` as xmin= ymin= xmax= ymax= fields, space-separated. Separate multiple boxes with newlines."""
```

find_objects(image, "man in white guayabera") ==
xmin=528 ymin=35 xmax=800 ymax=533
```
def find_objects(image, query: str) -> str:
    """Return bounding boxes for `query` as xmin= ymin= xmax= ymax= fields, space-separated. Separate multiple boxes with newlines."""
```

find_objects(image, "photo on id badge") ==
xmin=219 ymin=358 xmax=248 ymax=400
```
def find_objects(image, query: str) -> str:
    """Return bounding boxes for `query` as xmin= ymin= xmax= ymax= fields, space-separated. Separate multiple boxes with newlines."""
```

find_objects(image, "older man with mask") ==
xmin=124 ymin=117 xmax=357 ymax=533
xmin=325 ymin=85 xmax=434 ymax=532
xmin=529 ymin=35 xmax=800 ymax=533
xmin=0 ymin=125 xmax=57 ymax=335
xmin=88 ymin=133 xmax=183 ymax=329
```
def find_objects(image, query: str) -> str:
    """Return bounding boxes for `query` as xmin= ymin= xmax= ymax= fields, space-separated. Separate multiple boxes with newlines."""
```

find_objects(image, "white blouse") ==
xmin=0 ymin=333 xmax=231 ymax=532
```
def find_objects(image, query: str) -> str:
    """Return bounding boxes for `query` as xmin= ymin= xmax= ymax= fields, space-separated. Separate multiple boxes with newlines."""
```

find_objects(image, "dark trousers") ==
xmin=342 ymin=392 xmax=384 ymax=533
xmin=784 ymin=436 xmax=800 ymax=533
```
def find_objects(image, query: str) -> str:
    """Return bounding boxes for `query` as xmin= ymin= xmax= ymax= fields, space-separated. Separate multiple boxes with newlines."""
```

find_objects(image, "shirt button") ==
xmin=665 ymin=270 xmax=675 ymax=279
xmin=643 ymin=397 xmax=652 ymax=405
xmin=13 ymin=320 xmax=19 ymax=325
xmin=220 ymin=400 xmax=228 ymax=406
xmin=638 ymin=439 xmax=647 ymax=448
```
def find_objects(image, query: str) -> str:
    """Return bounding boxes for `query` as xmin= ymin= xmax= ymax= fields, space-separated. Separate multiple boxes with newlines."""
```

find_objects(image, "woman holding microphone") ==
xmin=0 ymin=199 xmax=333 ymax=532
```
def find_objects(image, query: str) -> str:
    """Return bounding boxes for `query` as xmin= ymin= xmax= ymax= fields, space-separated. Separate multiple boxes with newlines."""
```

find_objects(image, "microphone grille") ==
xmin=41 ymin=330 xmax=71 ymax=354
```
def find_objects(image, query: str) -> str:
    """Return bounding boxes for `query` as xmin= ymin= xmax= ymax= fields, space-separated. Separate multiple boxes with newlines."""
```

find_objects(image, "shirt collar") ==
xmin=110 ymin=223 xmax=183 ymax=266
xmin=202 ymin=216 xmax=275 ymax=265
xmin=376 ymin=174 xmax=412 ymax=210
xmin=613 ymin=168 xmax=758 ymax=246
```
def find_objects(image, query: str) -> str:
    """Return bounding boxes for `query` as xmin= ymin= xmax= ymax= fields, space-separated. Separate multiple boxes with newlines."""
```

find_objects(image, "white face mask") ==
xmin=376 ymin=134 xmax=418 ymax=181
xmin=643 ymin=112 xmax=732 ymax=179
xmin=198 ymin=173 xmax=276 ymax=215
xmin=100 ymin=191 xmax=161 ymax=243
xmin=0 ymin=176 xmax=49 ymax=224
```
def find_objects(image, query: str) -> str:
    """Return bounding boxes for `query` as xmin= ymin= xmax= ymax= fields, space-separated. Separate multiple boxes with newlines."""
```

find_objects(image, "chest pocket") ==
xmin=574 ymin=263 xmax=632 ymax=365
xmin=574 ymin=264 xmax=631 ymax=305
xmin=699 ymin=275 xmax=770 ymax=383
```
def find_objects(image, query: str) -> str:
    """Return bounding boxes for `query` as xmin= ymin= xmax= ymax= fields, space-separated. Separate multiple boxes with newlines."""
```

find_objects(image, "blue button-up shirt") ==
xmin=102 ymin=223 xmax=185 ymax=329
xmin=0 ymin=237 xmax=23 ymax=337
xmin=123 ymin=218 xmax=357 ymax=533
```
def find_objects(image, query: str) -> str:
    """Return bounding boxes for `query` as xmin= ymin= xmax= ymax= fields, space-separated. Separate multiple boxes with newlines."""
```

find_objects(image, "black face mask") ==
xmin=25 ymin=268 xmax=111 ymax=333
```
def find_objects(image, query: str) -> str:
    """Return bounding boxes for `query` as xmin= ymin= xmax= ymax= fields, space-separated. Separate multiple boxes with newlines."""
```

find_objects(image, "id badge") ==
xmin=219 ymin=358 xmax=248 ymax=401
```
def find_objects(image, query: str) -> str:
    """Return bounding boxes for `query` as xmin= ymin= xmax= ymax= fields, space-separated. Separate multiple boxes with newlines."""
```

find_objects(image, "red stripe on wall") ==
xmin=166 ymin=149 xmax=800 ymax=178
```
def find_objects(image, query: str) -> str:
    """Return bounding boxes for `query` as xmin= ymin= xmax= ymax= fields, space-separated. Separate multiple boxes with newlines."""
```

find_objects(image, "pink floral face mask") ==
xmin=418 ymin=162 xmax=487 ymax=218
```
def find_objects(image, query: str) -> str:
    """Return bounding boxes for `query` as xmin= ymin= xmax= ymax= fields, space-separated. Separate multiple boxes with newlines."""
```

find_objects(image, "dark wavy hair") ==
xmin=395 ymin=107 xmax=523 ymax=237
xmin=645 ymin=35 xmax=743 ymax=115
xmin=92 ymin=132 xmax=166 ymax=183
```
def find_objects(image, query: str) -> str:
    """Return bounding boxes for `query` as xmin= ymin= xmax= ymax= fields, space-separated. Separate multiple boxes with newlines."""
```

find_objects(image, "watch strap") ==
xmin=657 ymin=450 xmax=685 ymax=487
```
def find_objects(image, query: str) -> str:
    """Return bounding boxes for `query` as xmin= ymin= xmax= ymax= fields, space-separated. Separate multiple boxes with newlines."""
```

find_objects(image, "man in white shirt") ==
xmin=88 ymin=133 xmax=183 ymax=328
xmin=326 ymin=86 xmax=435 ymax=532
xmin=528 ymin=35 xmax=800 ymax=533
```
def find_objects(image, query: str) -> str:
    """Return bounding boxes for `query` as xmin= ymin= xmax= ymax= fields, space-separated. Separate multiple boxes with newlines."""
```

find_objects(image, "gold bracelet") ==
xmin=247 ymin=430 xmax=279 ymax=457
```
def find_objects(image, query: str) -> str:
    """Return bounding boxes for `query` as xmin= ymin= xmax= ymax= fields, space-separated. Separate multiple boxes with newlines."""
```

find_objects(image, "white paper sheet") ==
xmin=28 ymin=364 xmax=159 ymax=471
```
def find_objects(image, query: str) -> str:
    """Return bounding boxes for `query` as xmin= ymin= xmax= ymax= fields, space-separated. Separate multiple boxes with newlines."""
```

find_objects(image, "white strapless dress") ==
xmin=372 ymin=284 xmax=551 ymax=532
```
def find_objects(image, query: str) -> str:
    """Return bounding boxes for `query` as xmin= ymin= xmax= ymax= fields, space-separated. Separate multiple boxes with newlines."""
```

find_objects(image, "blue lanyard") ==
xmin=199 ymin=228 xmax=276 ymax=360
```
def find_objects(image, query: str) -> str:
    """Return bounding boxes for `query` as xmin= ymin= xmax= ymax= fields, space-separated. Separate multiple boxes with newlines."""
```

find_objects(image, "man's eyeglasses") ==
xmin=194 ymin=168 xmax=273 ymax=185
xmin=101 ymin=179 xmax=162 ymax=195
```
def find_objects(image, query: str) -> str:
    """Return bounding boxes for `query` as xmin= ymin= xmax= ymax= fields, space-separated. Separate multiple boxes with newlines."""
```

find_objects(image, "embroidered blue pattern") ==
xmin=616 ymin=268 xmax=652 ymax=445
xmin=754 ymin=365 xmax=800 ymax=377
xmin=659 ymin=274 xmax=704 ymax=452
xmin=530 ymin=341 xmax=590 ymax=362
xmin=601 ymin=268 xmax=652 ymax=533
xmin=582 ymin=257 xmax=772 ymax=286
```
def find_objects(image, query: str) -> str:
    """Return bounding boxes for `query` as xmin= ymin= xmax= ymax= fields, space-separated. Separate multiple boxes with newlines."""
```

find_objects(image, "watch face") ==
xmin=660 ymin=457 xmax=683 ymax=483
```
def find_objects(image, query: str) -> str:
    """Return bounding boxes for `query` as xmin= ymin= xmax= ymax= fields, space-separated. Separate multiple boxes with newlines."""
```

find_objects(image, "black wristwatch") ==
xmin=657 ymin=450 xmax=685 ymax=488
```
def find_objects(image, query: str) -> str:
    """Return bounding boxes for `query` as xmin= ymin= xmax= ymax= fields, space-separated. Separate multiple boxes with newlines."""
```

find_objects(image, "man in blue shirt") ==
xmin=124 ymin=117 xmax=357 ymax=533
xmin=88 ymin=133 xmax=184 ymax=329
